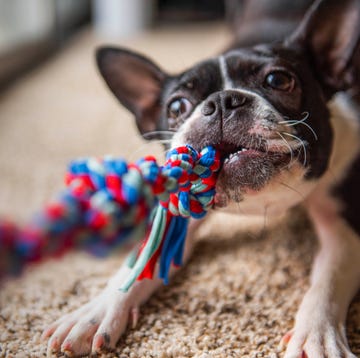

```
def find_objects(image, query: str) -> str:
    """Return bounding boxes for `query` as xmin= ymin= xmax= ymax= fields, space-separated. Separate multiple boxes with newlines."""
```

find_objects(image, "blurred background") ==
xmin=0 ymin=0 xmax=234 ymax=90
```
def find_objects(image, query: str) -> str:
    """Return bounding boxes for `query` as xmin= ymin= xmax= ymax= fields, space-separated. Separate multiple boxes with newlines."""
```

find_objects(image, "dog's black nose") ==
xmin=202 ymin=90 xmax=248 ymax=117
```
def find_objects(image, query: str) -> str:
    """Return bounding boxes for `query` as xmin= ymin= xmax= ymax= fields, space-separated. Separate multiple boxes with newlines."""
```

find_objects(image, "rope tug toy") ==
xmin=0 ymin=145 xmax=220 ymax=291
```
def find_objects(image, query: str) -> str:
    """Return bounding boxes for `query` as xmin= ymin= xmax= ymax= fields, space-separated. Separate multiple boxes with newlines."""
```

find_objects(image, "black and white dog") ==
xmin=43 ymin=0 xmax=360 ymax=356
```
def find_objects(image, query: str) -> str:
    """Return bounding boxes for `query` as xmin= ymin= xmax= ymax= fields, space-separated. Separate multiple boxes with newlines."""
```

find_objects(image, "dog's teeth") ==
xmin=223 ymin=147 xmax=250 ymax=164
xmin=235 ymin=147 xmax=248 ymax=154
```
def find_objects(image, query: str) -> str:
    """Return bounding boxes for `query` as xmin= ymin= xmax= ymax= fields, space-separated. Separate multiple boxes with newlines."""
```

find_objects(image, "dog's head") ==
xmin=96 ymin=0 xmax=359 ymax=212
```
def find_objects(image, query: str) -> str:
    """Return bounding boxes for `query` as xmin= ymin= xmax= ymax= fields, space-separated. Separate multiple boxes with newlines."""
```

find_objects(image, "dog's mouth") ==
xmin=215 ymin=140 xmax=288 ymax=164
xmin=216 ymin=141 xmax=264 ymax=162
xmin=214 ymin=140 xmax=292 ymax=203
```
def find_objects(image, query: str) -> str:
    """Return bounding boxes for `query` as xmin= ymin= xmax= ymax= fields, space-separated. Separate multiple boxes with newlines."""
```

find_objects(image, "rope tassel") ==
xmin=0 ymin=146 xmax=221 ymax=291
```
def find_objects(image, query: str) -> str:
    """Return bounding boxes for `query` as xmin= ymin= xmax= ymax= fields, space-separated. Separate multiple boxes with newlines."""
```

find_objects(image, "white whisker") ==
xmin=281 ymin=131 xmax=308 ymax=166
xmin=141 ymin=130 xmax=175 ymax=140
xmin=276 ymin=131 xmax=294 ymax=165
xmin=279 ymin=112 xmax=318 ymax=141
xmin=281 ymin=120 xmax=318 ymax=141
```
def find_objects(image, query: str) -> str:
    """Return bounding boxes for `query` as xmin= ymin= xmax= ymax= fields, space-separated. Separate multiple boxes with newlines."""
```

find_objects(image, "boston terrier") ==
xmin=43 ymin=0 xmax=360 ymax=356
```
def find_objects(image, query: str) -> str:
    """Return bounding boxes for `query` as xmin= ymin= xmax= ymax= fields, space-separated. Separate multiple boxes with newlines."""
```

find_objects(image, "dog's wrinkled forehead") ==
xmin=219 ymin=48 xmax=276 ymax=88
xmin=165 ymin=60 xmax=222 ymax=103
xmin=166 ymin=46 xmax=305 ymax=116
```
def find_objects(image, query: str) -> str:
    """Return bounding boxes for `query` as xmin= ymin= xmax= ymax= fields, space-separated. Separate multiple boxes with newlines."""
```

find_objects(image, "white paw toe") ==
xmin=60 ymin=316 xmax=100 ymax=355
xmin=43 ymin=290 xmax=137 ymax=356
xmin=91 ymin=305 xmax=133 ymax=353
xmin=281 ymin=324 xmax=356 ymax=358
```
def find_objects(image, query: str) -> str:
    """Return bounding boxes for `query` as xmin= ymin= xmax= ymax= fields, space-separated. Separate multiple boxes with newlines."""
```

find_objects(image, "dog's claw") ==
xmin=46 ymin=336 xmax=60 ymax=355
xmin=281 ymin=324 xmax=356 ymax=358
xmin=279 ymin=329 xmax=294 ymax=351
xmin=42 ymin=325 xmax=57 ymax=340
xmin=92 ymin=332 xmax=114 ymax=353
xmin=61 ymin=340 xmax=73 ymax=354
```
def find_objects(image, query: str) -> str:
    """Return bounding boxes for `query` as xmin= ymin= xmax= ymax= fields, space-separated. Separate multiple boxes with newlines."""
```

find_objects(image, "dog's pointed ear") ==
xmin=286 ymin=0 xmax=360 ymax=95
xmin=96 ymin=47 xmax=168 ymax=134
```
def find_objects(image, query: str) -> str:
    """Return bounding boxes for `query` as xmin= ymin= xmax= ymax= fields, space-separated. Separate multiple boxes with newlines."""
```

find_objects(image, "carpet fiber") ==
xmin=0 ymin=24 xmax=359 ymax=357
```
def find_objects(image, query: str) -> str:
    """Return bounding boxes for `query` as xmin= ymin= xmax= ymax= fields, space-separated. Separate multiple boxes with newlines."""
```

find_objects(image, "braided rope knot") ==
xmin=159 ymin=146 xmax=221 ymax=218
xmin=66 ymin=145 xmax=221 ymax=228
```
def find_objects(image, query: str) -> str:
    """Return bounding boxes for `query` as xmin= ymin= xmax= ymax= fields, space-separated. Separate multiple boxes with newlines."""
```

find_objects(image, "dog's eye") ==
xmin=265 ymin=71 xmax=295 ymax=92
xmin=167 ymin=98 xmax=192 ymax=120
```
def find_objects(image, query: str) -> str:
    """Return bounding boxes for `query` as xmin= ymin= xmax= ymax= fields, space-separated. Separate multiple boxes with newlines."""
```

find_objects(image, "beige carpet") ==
xmin=0 ymin=24 xmax=359 ymax=358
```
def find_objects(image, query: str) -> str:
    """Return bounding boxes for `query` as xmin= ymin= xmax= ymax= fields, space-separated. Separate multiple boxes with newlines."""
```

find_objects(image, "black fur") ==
xmin=334 ymin=153 xmax=360 ymax=235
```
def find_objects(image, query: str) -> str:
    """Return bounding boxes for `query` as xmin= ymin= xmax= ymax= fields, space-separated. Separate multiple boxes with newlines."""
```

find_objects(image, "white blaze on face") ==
xmin=219 ymin=56 xmax=233 ymax=90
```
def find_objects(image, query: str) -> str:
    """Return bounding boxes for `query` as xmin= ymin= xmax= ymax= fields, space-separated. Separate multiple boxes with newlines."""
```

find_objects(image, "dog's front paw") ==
xmin=279 ymin=318 xmax=356 ymax=358
xmin=42 ymin=288 xmax=139 ymax=356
